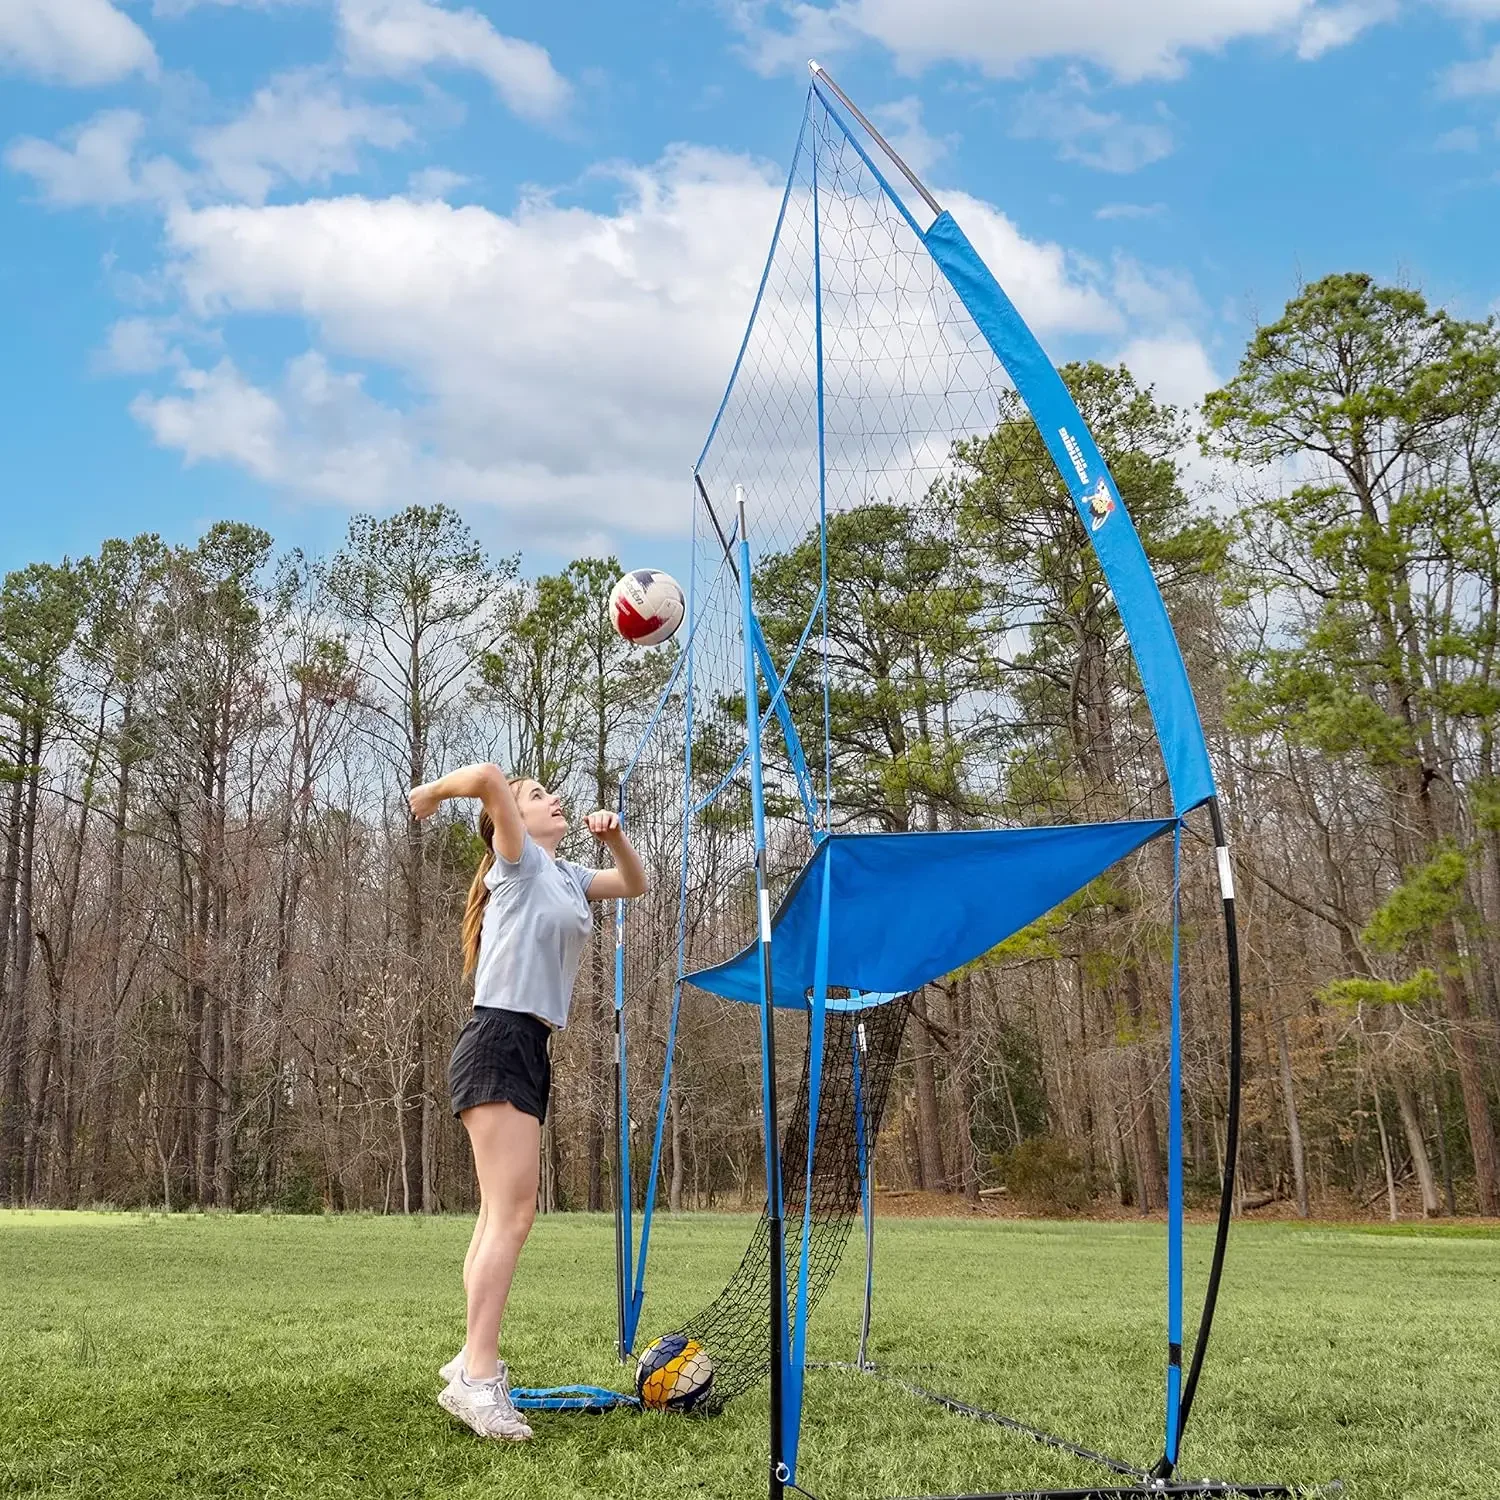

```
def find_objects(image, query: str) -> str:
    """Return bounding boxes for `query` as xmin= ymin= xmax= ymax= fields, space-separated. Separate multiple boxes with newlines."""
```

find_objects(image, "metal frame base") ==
xmin=888 ymin=1487 xmax=1304 ymax=1499
xmin=814 ymin=1363 xmax=1311 ymax=1500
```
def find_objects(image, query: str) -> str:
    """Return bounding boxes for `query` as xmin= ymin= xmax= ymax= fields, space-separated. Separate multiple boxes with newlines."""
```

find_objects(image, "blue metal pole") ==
xmin=786 ymin=857 xmax=832 ymax=1483
xmin=813 ymin=107 xmax=832 ymax=842
xmin=614 ymin=890 xmax=631 ymax=1360
xmin=1164 ymin=819 xmax=1185 ymax=1465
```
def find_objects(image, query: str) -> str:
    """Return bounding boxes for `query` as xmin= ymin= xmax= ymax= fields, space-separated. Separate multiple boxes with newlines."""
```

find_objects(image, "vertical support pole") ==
xmin=739 ymin=485 xmax=787 ymax=1500
xmin=785 ymin=858 xmax=832 ymax=1484
xmin=812 ymin=110 xmax=831 ymax=842
xmin=1162 ymin=797 xmax=1243 ymax=1474
xmin=614 ymin=893 xmax=631 ymax=1362
xmin=853 ymin=1018 xmax=875 ymax=1371
xmin=1164 ymin=820 xmax=1184 ymax=1465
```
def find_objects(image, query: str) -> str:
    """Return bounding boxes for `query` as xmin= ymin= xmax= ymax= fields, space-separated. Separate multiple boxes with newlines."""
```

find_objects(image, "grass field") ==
xmin=2 ymin=1209 xmax=1497 ymax=1499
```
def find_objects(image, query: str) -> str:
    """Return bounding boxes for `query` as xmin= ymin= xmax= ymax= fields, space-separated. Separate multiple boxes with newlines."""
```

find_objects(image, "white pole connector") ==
xmin=1216 ymin=845 xmax=1235 ymax=902
xmin=735 ymin=482 xmax=747 ymax=539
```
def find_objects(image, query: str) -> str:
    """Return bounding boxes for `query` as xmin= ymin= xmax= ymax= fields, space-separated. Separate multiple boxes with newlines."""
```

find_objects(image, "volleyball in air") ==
xmin=609 ymin=568 xmax=685 ymax=647
xmin=635 ymin=1332 xmax=715 ymax=1412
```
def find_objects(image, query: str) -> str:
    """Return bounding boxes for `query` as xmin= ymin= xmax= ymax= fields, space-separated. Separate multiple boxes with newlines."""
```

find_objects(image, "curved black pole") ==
xmin=1156 ymin=796 xmax=1242 ymax=1477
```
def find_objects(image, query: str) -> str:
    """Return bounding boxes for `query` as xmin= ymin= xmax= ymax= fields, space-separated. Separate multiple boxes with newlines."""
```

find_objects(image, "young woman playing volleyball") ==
xmin=407 ymin=763 xmax=647 ymax=1441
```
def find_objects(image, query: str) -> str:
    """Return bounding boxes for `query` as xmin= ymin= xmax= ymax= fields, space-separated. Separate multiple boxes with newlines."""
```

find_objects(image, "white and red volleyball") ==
xmin=609 ymin=568 xmax=685 ymax=647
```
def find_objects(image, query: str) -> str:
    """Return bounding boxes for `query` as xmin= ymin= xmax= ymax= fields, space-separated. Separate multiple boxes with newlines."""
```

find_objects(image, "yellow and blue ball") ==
xmin=635 ymin=1332 xmax=715 ymax=1412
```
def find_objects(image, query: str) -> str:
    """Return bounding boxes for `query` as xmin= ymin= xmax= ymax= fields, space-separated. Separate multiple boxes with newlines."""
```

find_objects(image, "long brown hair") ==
xmin=462 ymin=807 xmax=497 ymax=977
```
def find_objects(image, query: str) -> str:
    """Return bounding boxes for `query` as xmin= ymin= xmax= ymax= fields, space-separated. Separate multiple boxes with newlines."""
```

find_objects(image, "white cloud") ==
xmin=1095 ymin=201 xmax=1167 ymax=220
xmin=869 ymin=97 xmax=953 ymax=176
xmin=1112 ymin=332 xmax=1221 ymax=415
xmin=1014 ymin=73 xmax=1174 ymax=173
xmin=1110 ymin=256 xmax=1205 ymax=326
xmin=133 ymin=352 xmax=430 ymax=499
xmin=193 ymin=71 xmax=413 ymax=204
xmin=407 ymin=165 xmax=470 ymax=199
xmin=97 ymin=317 xmax=182 ymax=374
xmin=7 ymin=74 xmax=412 ymax=212
xmin=132 ymin=359 xmax=287 ymax=479
xmin=1435 ymin=125 xmax=1481 ymax=151
xmin=0 ymin=0 xmax=157 ymax=86
xmin=125 ymin=146 xmax=1156 ymax=536
xmin=5 ymin=111 xmax=188 ymax=208
xmin=1442 ymin=46 xmax=1500 ymax=97
xmin=1110 ymin=331 xmax=1226 ymax=497
xmin=942 ymin=189 xmax=1122 ymax=332
xmin=153 ymin=0 xmax=309 ymax=13
xmin=752 ymin=0 xmax=1379 ymax=82
xmin=337 ymin=0 xmax=571 ymax=120
xmin=1295 ymin=0 xmax=1394 ymax=59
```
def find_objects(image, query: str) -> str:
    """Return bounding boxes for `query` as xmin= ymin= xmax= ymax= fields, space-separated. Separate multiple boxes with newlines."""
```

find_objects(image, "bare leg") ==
xmin=460 ymin=1101 xmax=540 ymax=1382
xmin=445 ymin=1198 xmax=490 ymax=1375
xmin=463 ymin=1199 xmax=488 ymax=1296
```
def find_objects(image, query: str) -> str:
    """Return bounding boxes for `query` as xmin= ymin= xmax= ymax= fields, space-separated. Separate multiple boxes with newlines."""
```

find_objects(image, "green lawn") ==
xmin=2 ymin=1209 xmax=1496 ymax=1499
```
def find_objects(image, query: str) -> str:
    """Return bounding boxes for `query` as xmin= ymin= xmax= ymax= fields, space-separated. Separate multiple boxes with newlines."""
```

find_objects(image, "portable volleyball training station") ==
xmin=518 ymin=63 xmax=1307 ymax=1500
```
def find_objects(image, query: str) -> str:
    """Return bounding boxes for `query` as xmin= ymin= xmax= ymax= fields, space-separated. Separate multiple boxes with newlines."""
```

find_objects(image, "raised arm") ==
xmin=408 ymin=762 xmax=526 ymax=863
xmin=581 ymin=811 xmax=648 ymax=900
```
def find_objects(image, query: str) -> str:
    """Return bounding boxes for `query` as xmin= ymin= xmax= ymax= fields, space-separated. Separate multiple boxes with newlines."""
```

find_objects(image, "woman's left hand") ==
xmin=584 ymin=810 xmax=622 ymax=841
xmin=408 ymin=783 xmax=442 ymax=821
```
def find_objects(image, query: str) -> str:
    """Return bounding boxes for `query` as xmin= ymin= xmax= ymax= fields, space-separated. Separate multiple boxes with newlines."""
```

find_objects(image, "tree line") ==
xmin=3 ymin=272 xmax=1499 ymax=1221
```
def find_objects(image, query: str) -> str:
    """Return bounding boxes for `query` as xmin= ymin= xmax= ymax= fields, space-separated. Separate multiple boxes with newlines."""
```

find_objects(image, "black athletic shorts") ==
xmin=448 ymin=1007 xmax=552 ymax=1122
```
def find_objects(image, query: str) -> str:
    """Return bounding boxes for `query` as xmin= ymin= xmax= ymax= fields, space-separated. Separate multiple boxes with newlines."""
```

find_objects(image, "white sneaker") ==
xmin=438 ymin=1362 xmax=533 ymax=1441
xmin=439 ymin=1347 xmax=465 ymax=1384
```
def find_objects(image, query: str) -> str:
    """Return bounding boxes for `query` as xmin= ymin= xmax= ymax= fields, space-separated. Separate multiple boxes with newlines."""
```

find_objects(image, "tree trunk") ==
xmin=1391 ymin=1070 xmax=1439 ymax=1219
xmin=0 ymin=720 xmax=30 ymax=1202
xmin=8 ymin=729 xmax=43 ymax=1199
xmin=908 ymin=989 xmax=947 ymax=1192
xmin=1433 ymin=924 xmax=1500 ymax=1215
xmin=1121 ymin=966 xmax=1165 ymax=1212
xmin=949 ymin=976 xmax=980 ymax=1202
xmin=587 ymin=927 xmax=608 ymax=1212
xmin=1372 ymin=1082 xmax=1399 ymax=1223
xmin=668 ymin=1076 xmax=683 ymax=1214
xmin=1123 ymin=1078 xmax=1147 ymax=1212
xmin=421 ymin=1017 xmax=438 ymax=1213
xmin=1431 ymin=1089 xmax=1457 ymax=1215
xmin=1273 ymin=1011 xmax=1310 ymax=1218
xmin=89 ymin=695 xmax=134 ymax=1201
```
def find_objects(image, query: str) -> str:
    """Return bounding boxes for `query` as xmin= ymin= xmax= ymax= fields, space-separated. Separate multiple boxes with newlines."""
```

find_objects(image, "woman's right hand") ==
xmin=408 ymin=783 xmax=442 ymax=821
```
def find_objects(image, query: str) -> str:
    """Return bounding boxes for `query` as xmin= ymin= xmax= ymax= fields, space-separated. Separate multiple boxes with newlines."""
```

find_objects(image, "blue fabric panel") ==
xmin=689 ymin=820 xmax=1174 ymax=1004
xmin=922 ymin=211 xmax=1215 ymax=818
xmin=822 ymin=988 xmax=902 ymax=1013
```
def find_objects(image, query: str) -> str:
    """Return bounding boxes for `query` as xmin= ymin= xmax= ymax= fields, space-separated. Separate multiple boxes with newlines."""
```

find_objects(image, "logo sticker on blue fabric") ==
xmin=1086 ymin=478 xmax=1115 ymax=532
xmin=1059 ymin=426 xmax=1090 ymax=484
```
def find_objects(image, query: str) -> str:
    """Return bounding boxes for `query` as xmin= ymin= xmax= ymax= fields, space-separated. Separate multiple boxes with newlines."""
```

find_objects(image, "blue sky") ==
xmin=4 ymin=0 xmax=1500 ymax=581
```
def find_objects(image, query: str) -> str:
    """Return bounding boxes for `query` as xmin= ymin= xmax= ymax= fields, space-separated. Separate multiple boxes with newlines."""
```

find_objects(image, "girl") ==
xmin=407 ymin=763 xmax=647 ymax=1441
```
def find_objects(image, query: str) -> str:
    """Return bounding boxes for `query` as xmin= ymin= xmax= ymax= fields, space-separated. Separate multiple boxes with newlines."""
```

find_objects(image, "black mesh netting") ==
xmin=670 ymin=993 xmax=910 ymax=1413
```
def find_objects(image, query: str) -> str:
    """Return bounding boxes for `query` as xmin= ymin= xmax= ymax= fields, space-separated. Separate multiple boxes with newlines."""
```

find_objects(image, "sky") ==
xmin=3 ymin=0 xmax=1500 ymax=582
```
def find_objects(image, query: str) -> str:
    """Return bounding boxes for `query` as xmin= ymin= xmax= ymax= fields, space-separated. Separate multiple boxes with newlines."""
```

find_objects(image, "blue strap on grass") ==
xmin=510 ymin=1384 xmax=641 ymax=1414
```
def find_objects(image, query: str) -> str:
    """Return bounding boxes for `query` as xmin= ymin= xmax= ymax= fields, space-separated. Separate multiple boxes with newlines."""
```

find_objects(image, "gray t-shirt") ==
xmin=473 ymin=834 xmax=595 ymax=1029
